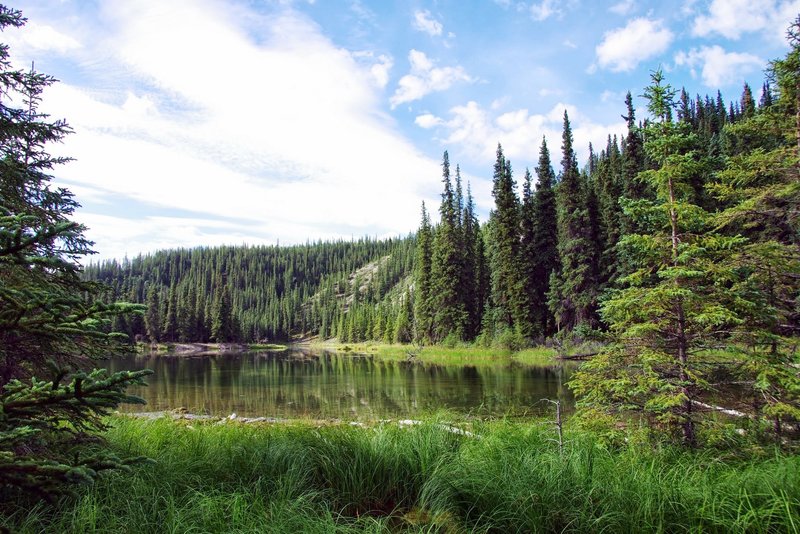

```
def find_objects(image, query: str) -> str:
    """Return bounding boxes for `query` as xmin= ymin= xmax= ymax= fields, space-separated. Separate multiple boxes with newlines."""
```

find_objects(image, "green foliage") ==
xmin=4 ymin=417 xmax=799 ymax=533
xmin=572 ymin=71 xmax=750 ymax=445
xmin=487 ymin=144 xmax=523 ymax=333
xmin=549 ymin=111 xmax=599 ymax=332
xmin=429 ymin=152 xmax=467 ymax=342
xmin=413 ymin=202 xmax=434 ymax=343
xmin=88 ymin=236 xmax=416 ymax=343
xmin=0 ymin=5 xmax=152 ymax=499
xmin=0 ymin=368 xmax=151 ymax=499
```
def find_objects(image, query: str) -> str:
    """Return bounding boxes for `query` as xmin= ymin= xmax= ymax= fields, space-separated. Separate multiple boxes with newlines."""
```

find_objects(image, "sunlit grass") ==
xmin=311 ymin=341 xmax=559 ymax=366
xmin=2 ymin=416 xmax=798 ymax=533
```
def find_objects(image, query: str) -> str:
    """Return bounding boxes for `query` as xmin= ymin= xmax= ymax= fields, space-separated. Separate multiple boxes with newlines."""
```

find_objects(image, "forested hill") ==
xmin=84 ymin=237 xmax=416 ymax=343
xmin=86 ymin=43 xmax=799 ymax=352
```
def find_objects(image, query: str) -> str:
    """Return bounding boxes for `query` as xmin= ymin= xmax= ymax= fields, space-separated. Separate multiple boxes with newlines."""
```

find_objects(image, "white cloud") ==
xmin=692 ymin=0 xmax=800 ymax=42
xmin=370 ymin=55 xmax=393 ymax=88
xmin=413 ymin=10 xmax=443 ymax=36
xmin=415 ymin=113 xmax=443 ymax=128
xmin=596 ymin=18 xmax=674 ymax=72
xmin=390 ymin=49 xmax=472 ymax=108
xmin=415 ymin=101 xmax=626 ymax=170
xmin=674 ymin=45 xmax=762 ymax=87
xmin=609 ymin=0 xmax=636 ymax=15
xmin=20 ymin=0 xmax=447 ymax=259
xmin=530 ymin=0 xmax=561 ymax=21
xmin=5 ymin=21 xmax=81 ymax=55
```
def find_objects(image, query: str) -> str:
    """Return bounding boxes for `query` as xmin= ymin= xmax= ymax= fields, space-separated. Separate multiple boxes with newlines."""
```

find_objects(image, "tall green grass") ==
xmin=322 ymin=342 xmax=558 ymax=366
xmin=2 ymin=417 xmax=798 ymax=533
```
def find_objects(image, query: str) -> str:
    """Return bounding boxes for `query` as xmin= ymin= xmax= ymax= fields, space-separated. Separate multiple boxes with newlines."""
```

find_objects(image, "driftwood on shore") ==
xmin=123 ymin=411 xmax=479 ymax=436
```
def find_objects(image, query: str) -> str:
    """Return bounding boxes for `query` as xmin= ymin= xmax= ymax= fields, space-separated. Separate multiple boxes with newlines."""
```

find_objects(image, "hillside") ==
xmin=84 ymin=236 xmax=415 ymax=343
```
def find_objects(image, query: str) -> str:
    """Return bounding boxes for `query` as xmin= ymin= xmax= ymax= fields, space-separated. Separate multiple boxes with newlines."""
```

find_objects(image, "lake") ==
xmin=108 ymin=349 xmax=576 ymax=420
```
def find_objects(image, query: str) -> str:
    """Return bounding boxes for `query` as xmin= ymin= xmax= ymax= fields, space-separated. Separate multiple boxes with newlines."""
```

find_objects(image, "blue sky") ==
xmin=7 ymin=0 xmax=799 ymax=260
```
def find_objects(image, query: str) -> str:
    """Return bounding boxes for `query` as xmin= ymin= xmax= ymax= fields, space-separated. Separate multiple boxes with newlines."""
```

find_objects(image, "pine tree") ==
xmin=211 ymin=276 xmax=235 ymax=342
xmin=413 ymin=202 xmax=434 ymax=343
xmin=548 ymin=111 xmax=598 ymax=332
xmin=0 ymin=6 xmax=150 ymax=498
xmin=430 ymin=151 xmax=467 ymax=342
xmin=487 ymin=144 xmax=522 ymax=335
xmin=530 ymin=138 xmax=559 ymax=336
xmin=144 ymin=285 xmax=161 ymax=343
xmin=571 ymin=71 xmax=747 ymax=446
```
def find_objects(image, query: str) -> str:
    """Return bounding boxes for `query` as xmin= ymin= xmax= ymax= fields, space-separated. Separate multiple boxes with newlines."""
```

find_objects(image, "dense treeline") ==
xmin=415 ymin=78 xmax=792 ymax=344
xmin=87 ymin=49 xmax=796 ymax=352
xmin=83 ymin=19 xmax=800 ymax=444
xmin=412 ymin=21 xmax=800 ymax=443
xmin=85 ymin=238 xmax=416 ymax=343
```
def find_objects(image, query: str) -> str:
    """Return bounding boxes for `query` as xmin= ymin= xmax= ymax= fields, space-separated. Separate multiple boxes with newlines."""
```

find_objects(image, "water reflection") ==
xmin=108 ymin=350 xmax=576 ymax=419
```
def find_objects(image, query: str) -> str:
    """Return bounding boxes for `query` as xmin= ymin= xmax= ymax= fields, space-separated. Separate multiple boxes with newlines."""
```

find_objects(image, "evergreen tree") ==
xmin=461 ymin=182 xmax=482 ymax=339
xmin=211 ymin=277 xmax=235 ymax=342
xmin=621 ymin=91 xmax=647 ymax=236
xmin=571 ymin=71 xmax=748 ymax=446
xmin=161 ymin=284 xmax=178 ymax=342
xmin=430 ymin=151 xmax=467 ymax=341
xmin=549 ymin=111 xmax=598 ymax=332
xmin=530 ymin=138 xmax=559 ymax=336
xmin=517 ymin=168 xmax=539 ymax=340
xmin=413 ymin=202 xmax=434 ymax=343
xmin=144 ymin=285 xmax=161 ymax=343
xmin=0 ymin=6 xmax=150 ymax=498
xmin=709 ymin=23 xmax=800 ymax=434
xmin=393 ymin=291 xmax=414 ymax=343
xmin=487 ymin=144 xmax=521 ymax=334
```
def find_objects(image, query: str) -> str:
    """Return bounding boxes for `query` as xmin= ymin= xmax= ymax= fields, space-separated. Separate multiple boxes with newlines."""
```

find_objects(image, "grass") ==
xmin=312 ymin=341 xmax=558 ymax=366
xmin=2 ymin=416 xmax=798 ymax=533
xmin=248 ymin=343 xmax=289 ymax=351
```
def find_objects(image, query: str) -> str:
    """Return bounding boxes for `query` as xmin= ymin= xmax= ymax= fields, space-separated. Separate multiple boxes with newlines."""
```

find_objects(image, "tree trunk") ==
xmin=668 ymin=177 xmax=696 ymax=446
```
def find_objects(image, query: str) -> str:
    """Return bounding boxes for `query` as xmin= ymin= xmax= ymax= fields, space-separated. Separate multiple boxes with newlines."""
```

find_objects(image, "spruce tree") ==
xmin=430 ymin=152 xmax=467 ymax=342
xmin=709 ymin=24 xmax=800 ymax=433
xmin=487 ymin=144 xmax=521 ymax=334
xmin=461 ymin=181 xmax=482 ymax=339
xmin=548 ymin=111 xmax=598 ymax=332
xmin=211 ymin=276 xmax=235 ymax=342
xmin=144 ymin=285 xmax=161 ymax=343
xmin=531 ymin=138 xmax=559 ymax=336
xmin=517 ymin=168 xmax=539 ymax=340
xmin=0 ymin=6 xmax=150 ymax=498
xmin=571 ymin=71 xmax=748 ymax=446
xmin=413 ymin=202 xmax=434 ymax=343
xmin=161 ymin=284 xmax=178 ymax=342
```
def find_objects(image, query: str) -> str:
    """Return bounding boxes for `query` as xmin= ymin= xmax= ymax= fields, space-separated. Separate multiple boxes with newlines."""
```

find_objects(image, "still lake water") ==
xmin=108 ymin=350 xmax=576 ymax=420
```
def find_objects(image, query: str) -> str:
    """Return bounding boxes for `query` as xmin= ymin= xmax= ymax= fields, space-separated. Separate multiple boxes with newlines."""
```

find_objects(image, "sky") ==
xmin=6 ymin=0 xmax=800 ymax=261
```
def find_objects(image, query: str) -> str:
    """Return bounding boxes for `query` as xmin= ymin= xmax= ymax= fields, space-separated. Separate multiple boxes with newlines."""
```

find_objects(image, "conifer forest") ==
xmin=2 ymin=3 xmax=800 ymax=532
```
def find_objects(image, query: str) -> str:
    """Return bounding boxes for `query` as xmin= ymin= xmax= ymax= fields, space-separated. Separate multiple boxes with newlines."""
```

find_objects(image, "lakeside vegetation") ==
xmin=2 ymin=3 xmax=799 ymax=532
xmin=134 ymin=341 xmax=289 ymax=353
xmin=77 ymin=15 xmax=800 ymax=445
xmin=313 ymin=340 xmax=559 ymax=366
xmin=3 ymin=416 xmax=799 ymax=533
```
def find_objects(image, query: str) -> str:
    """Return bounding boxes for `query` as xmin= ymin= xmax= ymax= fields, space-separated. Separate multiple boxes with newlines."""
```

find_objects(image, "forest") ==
xmin=2 ymin=3 xmax=800 ymax=532
xmin=79 ymin=20 xmax=800 ymax=446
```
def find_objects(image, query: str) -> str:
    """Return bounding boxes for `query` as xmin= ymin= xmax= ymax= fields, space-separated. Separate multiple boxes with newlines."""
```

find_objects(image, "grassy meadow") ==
xmin=2 ymin=416 xmax=798 ymax=533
